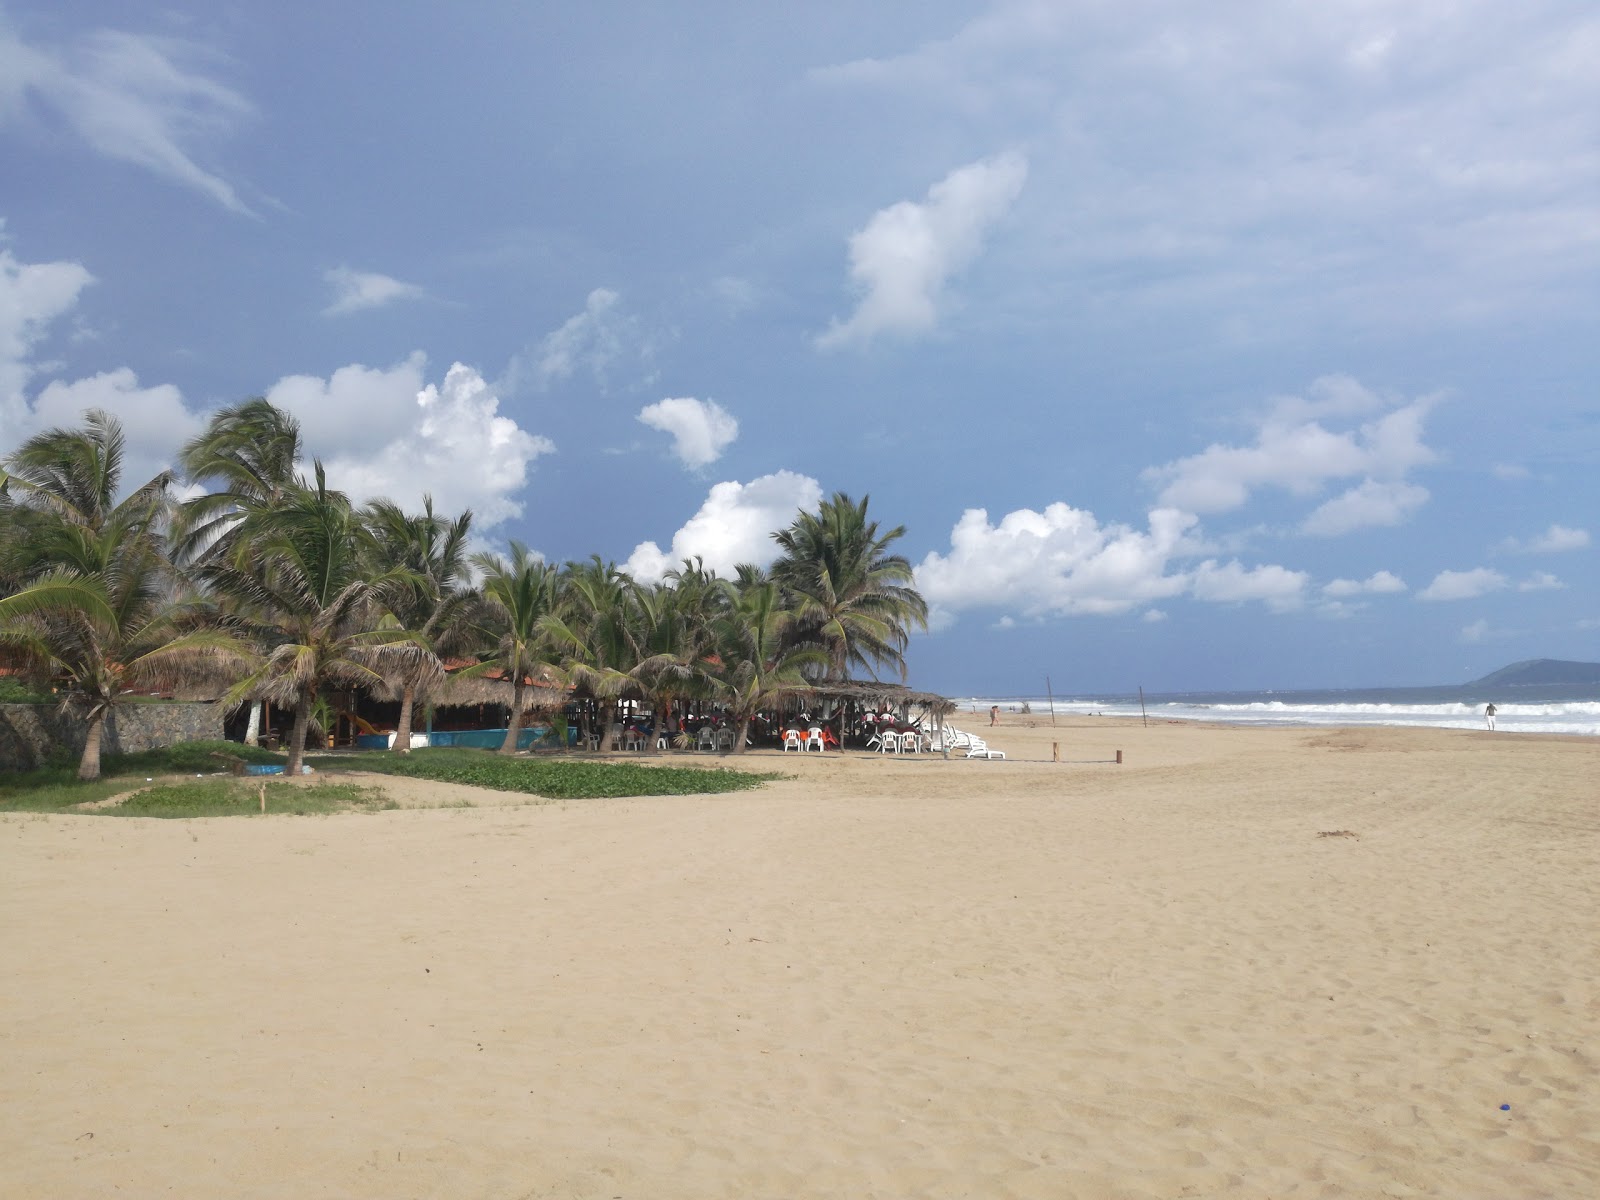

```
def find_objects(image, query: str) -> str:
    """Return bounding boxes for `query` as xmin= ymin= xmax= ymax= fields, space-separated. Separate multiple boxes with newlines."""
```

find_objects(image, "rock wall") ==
xmin=0 ymin=702 xmax=224 ymax=771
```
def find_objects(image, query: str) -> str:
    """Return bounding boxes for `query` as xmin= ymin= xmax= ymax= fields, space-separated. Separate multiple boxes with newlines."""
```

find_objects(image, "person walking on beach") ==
xmin=1485 ymin=703 xmax=1497 ymax=731
xmin=990 ymin=705 xmax=1000 ymax=727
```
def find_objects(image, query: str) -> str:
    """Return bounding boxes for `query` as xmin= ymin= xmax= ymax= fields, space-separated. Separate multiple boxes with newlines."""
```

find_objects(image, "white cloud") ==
xmin=1141 ymin=609 xmax=1168 ymax=623
xmin=266 ymin=357 xmax=553 ymax=529
xmin=624 ymin=470 xmax=822 ymax=584
xmin=1461 ymin=619 xmax=1491 ymax=644
xmin=0 ymin=24 xmax=253 ymax=213
xmin=24 ymin=367 xmax=202 ymax=487
xmin=637 ymin=397 xmax=738 ymax=469
xmin=1322 ymin=570 xmax=1406 ymax=598
xmin=812 ymin=5 xmax=1600 ymax=329
xmin=1144 ymin=377 xmax=1438 ymax=528
xmin=1501 ymin=523 xmax=1590 ymax=553
xmin=916 ymin=504 xmax=1200 ymax=618
xmin=1190 ymin=559 xmax=1308 ymax=612
xmin=502 ymin=288 xmax=659 ymax=393
xmin=1517 ymin=571 xmax=1563 ymax=592
xmin=1302 ymin=480 xmax=1430 ymax=536
xmin=1418 ymin=567 xmax=1508 ymax=602
xmin=322 ymin=267 xmax=425 ymax=316
xmin=0 ymin=241 xmax=96 ymax=425
xmin=817 ymin=152 xmax=1027 ymax=349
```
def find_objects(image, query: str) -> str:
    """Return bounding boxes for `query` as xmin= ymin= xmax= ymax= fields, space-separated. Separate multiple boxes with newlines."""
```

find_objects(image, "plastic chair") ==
xmin=805 ymin=726 xmax=824 ymax=752
xmin=696 ymin=727 xmax=716 ymax=752
xmin=782 ymin=728 xmax=803 ymax=752
xmin=879 ymin=729 xmax=900 ymax=753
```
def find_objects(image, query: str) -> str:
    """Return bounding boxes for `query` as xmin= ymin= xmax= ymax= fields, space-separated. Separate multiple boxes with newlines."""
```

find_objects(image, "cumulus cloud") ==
xmin=1144 ymin=376 xmax=1438 ymax=532
xmin=1517 ymin=571 xmax=1563 ymax=592
xmin=624 ymin=470 xmax=822 ymax=584
xmin=916 ymin=504 xmax=1195 ymax=618
xmin=817 ymin=152 xmax=1027 ymax=349
xmin=0 ymin=241 xmax=96 ymax=426
xmin=264 ymin=357 xmax=553 ymax=529
xmin=1303 ymin=480 xmax=1430 ymax=536
xmin=0 ymin=23 xmax=253 ymax=213
xmin=24 ymin=367 xmax=202 ymax=487
xmin=637 ymin=397 xmax=738 ymax=469
xmin=1322 ymin=571 xmax=1406 ymax=598
xmin=1190 ymin=560 xmax=1309 ymax=612
xmin=1501 ymin=523 xmax=1590 ymax=553
xmin=1417 ymin=568 xmax=1508 ymax=602
xmin=322 ymin=266 xmax=425 ymax=316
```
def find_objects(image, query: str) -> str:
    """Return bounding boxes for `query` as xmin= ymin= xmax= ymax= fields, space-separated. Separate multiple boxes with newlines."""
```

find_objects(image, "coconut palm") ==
xmin=0 ymin=412 xmax=247 ymax=779
xmin=771 ymin=492 xmax=928 ymax=682
xmin=203 ymin=463 xmax=434 ymax=775
xmin=705 ymin=576 xmax=824 ymax=753
xmin=174 ymin=398 xmax=307 ymax=745
xmin=172 ymin=397 xmax=305 ymax=564
xmin=546 ymin=557 xmax=650 ymax=753
xmin=465 ymin=542 xmax=566 ymax=755
xmin=363 ymin=496 xmax=475 ymax=753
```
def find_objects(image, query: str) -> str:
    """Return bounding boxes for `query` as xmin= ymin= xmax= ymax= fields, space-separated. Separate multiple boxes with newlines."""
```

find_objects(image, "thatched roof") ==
xmin=793 ymin=680 xmax=956 ymax=717
xmin=432 ymin=671 xmax=566 ymax=711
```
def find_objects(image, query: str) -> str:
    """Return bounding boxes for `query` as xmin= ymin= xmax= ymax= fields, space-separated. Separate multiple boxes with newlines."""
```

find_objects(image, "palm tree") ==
xmin=705 ymin=576 xmax=824 ymax=753
xmin=0 ymin=412 xmax=247 ymax=779
xmin=204 ymin=463 xmax=433 ymax=775
xmin=174 ymin=399 xmax=306 ymax=745
xmin=465 ymin=542 xmax=565 ymax=754
xmin=771 ymin=492 xmax=928 ymax=682
xmin=173 ymin=398 xmax=304 ymax=564
xmin=364 ymin=496 xmax=475 ymax=754
xmin=546 ymin=557 xmax=649 ymax=754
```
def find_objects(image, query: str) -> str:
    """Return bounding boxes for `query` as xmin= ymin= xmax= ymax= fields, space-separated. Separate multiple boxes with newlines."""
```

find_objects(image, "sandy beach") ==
xmin=3 ymin=719 xmax=1596 ymax=1199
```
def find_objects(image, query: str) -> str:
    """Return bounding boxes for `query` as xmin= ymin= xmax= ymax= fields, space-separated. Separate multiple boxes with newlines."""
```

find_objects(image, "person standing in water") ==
xmin=1485 ymin=703 xmax=1497 ymax=731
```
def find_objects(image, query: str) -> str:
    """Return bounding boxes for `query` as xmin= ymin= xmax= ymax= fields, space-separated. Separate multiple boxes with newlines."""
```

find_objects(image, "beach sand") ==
xmin=3 ymin=720 xmax=1596 ymax=1198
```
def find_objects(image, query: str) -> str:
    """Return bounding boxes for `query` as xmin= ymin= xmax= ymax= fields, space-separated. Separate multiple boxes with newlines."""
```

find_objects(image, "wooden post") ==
xmin=1045 ymin=675 xmax=1056 ymax=726
xmin=1116 ymin=749 xmax=1123 ymax=764
xmin=1138 ymin=687 xmax=1147 ymax=728
xmin=1052 ymin=741 xmax=1060 ymax=762
xmin=259 ymin=782 xmax=267 ymax=813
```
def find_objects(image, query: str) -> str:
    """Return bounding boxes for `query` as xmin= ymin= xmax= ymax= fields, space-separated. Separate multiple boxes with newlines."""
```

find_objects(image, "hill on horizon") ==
xmin=1471 ymin=659 xmax=1600 ymax=688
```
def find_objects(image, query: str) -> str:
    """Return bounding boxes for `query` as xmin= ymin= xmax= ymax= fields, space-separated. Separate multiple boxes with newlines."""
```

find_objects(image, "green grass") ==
xmin=333 ymin=746 xmax=781 ymax=799
xmin=1 ymin=739 xmax=781 ymax=814
xmin=0 ymin=739 xmax=283 ymax=814
xmin=111 ymin=778 xmax=394 ymax=818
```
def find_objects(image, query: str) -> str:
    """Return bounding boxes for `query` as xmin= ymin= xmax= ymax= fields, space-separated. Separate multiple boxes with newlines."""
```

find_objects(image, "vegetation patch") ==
xmin=0 ymin=739 xmax=282 ymax=814
xmin=110 ymin=778 xmax=394 ymax=818
xmin=335 ymin=746 xmax=782 ymax=799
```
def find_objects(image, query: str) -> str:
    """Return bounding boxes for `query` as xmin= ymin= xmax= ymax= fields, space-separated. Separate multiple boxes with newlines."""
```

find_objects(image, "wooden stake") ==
xmin=258 ymin=782 xmax=267 ymax=813
xmin=1116 ymin=749 xmax=1123 ymax=765
xmin=1045 ymin=675 xmax=1057 ymax=726
xmin=1052 ymin=741 xmax=1060 ymax=762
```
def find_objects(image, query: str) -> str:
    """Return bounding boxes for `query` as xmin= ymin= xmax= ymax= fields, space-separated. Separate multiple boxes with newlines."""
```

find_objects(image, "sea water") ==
xmin=958 ymin=689 xmax=1600 ymax=737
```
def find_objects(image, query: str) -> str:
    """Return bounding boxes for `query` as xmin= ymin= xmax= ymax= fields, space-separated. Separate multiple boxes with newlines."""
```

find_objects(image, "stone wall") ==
xmin=0 ymin=702 xmax=224 ymax=771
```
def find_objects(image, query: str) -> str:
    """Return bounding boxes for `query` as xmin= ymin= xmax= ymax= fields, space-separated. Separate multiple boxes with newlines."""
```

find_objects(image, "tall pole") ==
xmin=1139 ymin=685 xmax=1148 ymax=728
xmin=1044 ymin=674 xmax=1057 ymax=726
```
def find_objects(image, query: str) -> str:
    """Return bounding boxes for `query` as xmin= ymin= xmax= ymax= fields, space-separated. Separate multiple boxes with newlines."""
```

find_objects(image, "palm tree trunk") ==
xmin=286 ymin=697 xmax=311 ymax=776
xmin=733 ymin=714 xmax=752 ymax=755
xmin=597 ymin=700 xmax=616 ymax=754
xmin=244 ymin=701 xmax=262 ymax=746
xmin=394 ymin=684 xmax=416 ymax=754
xmin=77 ymin=708 xmax=107 ymax=781
xmin=499 ymin=681 xmax=526 ymax=754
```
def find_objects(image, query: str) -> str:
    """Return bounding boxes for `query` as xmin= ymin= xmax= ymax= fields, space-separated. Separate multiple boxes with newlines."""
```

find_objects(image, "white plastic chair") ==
xmin=806 ymin=726 xmax=824 ymax=752
xmin=899 ymin=729 xmax=922 ymax=753
xmin=879 ymin=729 xmax=900 ymax=753
xmin=782 ymin=728 xmax=802 ymax=752
xmin=715 ymin=726 xmax=736 ymax=752
xmin=696 ymin=727 xmax=716 ymax=752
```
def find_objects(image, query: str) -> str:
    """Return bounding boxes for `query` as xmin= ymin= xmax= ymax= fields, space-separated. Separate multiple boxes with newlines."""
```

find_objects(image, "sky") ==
xmin=2 ymin=0 xmax=1596 ymax=696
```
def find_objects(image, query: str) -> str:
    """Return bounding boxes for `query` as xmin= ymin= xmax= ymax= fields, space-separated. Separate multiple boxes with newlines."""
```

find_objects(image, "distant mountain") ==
xmin=1471 ymin=659 xmax=1600 ymax=688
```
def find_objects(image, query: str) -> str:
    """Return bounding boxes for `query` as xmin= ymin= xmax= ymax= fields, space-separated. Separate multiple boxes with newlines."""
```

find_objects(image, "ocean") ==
xmin=957 ymin=685 xmax=1600 ymax=737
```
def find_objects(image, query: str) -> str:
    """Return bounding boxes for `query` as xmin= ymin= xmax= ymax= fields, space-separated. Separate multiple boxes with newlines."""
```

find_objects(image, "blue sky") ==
xmin=2 ymin=1 xmax=1596 ymax=695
